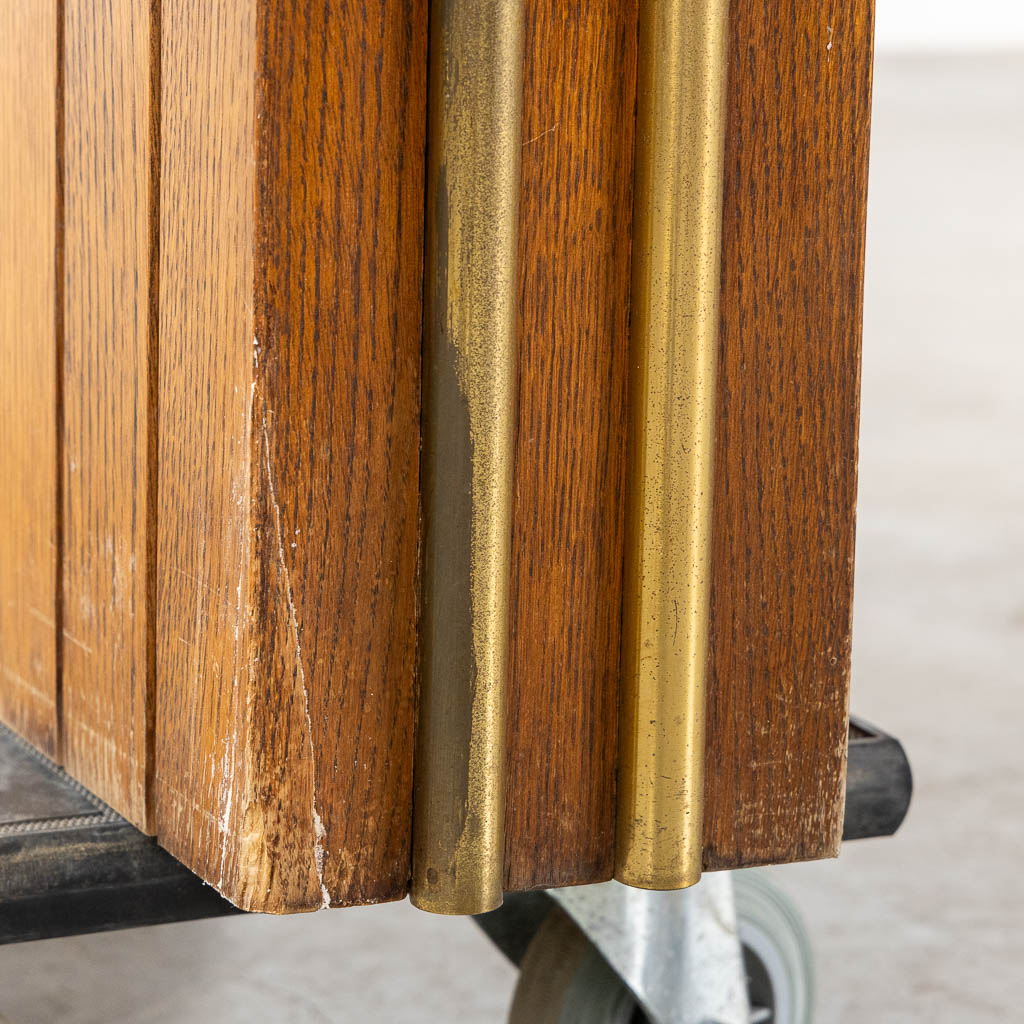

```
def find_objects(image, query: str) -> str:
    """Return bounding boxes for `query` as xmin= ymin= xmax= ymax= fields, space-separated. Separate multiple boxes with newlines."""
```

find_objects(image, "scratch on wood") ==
xmin=61 ymin=629 xmax=94 ymax=655
xmin=261 ymin=417 xmax=330 ymax=909
xmin=218 ymin=359 xmax=255 ymax=889
xmin=28 ymin=606 xmax=56 ymax=629
xmin=2 ymin=666 xmax=55 ymax=702
xmin=523 ymin=121 xmax=558 ymax=148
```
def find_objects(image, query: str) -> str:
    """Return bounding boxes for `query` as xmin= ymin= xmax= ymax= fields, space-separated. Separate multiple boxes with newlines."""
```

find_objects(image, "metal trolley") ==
xmin=0 ymin=717 xmax=910 ymax=1023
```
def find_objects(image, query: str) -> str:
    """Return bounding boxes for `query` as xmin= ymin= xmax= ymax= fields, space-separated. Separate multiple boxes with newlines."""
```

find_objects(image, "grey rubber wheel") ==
xmin=508 ymin=906 xmax=647 ymax=1024
xmin=733 ymin=871 xmax=816 ymax=1024
xmin=508 ymin=872 xmax=814 ymax=1024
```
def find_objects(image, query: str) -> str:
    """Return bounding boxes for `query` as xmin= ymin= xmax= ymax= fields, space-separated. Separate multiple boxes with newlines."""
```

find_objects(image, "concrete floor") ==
xmin=1 ymin=54 xmax=1021 ymax=1023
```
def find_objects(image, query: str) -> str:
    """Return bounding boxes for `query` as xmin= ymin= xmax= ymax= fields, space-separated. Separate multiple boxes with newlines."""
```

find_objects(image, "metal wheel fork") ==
xmin=547 ymin=874 xmax=751 ymax=1024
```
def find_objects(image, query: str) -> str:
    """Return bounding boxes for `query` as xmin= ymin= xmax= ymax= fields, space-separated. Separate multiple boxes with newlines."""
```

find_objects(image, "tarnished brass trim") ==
xmin=411 ymin=0 xmax=524 ymax=915
xmin=615 ymin=0 xmax=730 ymax=891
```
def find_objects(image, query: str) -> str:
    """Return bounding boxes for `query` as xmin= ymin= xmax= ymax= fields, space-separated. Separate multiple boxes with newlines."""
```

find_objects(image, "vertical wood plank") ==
xmin=702 ymin=0 xmax=874 ymax=868
xmin=503 ymin=1 xmax=638 ymax=890
xmin=61 ymin=0 xmax=155 ymax=827
xmin=0 ymin=3 xmax=59 ymax=758
xmin=249 ymin=0 xmax=425 ymax=909
xmin=156 ymin=0 xmax=258 ymax=902
xmin=156 ymin=0 xmax=426 ymax=911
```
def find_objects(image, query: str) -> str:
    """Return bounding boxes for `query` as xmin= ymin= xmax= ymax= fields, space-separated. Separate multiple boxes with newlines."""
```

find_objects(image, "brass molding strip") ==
xmin=615 ymin=0 xmax=730 ymax=891
xmin=411 ymin=0 xmax=524 ymax=915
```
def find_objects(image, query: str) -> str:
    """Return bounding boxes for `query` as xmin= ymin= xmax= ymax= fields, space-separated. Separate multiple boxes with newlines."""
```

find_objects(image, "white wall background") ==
xmin=876 ymin=0 xmax=1024 ymax=51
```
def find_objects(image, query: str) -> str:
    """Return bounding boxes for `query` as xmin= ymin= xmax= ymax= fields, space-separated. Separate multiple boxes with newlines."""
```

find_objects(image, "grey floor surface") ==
xmin=1 ymin=54 xmax=1021 ymax=1023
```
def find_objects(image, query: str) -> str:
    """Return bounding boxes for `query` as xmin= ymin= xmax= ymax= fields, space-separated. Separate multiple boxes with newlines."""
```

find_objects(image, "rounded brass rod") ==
xmin=615 ymin=0 xmax=730 ymax=891
xmin=411 ymin=0 xmax=524 ymax=915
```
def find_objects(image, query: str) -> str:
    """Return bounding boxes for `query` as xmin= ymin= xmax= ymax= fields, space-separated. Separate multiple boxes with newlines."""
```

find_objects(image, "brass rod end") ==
xmin=614 ymin=0 xmax=730 ymax=891
xmin=411 ymin=0 xmax=524 ymax=916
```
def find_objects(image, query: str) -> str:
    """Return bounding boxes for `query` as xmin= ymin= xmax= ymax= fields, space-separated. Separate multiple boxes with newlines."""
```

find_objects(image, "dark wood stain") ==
xmin=702 ymin=0 xmax=874 ymax=869
xmin=251 ymin=0 xmax=426 ymax=908
xmin=503 ymin=1 xmax=638 ymax=891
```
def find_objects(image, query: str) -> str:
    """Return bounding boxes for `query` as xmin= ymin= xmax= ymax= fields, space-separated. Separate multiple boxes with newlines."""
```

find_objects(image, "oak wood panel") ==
xmin=156 ymin=0 xmax=426 ymax=911
xmin=0 ymin=3 xmax=59 ymax=758
xmin=702 ymin=0 xmax=873 ymax=869
xmin=503 ymin=2 xmax=637 ymax=890
xmin=0 ymin=0 xmax=871 ymax=903
xmin=156 ymin=0 xmax=256 ymax=903
xmin=61 ymin=0 xmax=155 ymax=827
xmin=250 ymin=0 xmax=425 ymax=909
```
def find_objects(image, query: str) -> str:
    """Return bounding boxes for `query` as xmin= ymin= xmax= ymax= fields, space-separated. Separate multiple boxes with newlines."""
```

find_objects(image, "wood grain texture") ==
xmin=250 ymin=0 xmax=425 ymax=910
xmin=504 ymin=0 xmax=871 ymax=884
xmin=0 ymin=3 xmax=59 ymax=758
xmin=156 ymin=0 xmax=256 ymax=901
xmin=502 ymin=1 xmax=637 ymax=891
xmin=156 ymin=0 xmax=426 ymax=911
xmin=0 ymin=0 xmax=871 ymax=902
xmin=702 ymin=0 xmax=873 ymax=869
xmin=61 ymin=0 xmax=155 ymax=827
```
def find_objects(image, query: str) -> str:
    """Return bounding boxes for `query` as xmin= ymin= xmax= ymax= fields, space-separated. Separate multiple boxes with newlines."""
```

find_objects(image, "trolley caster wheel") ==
xmin=507 ymin=872 xmax=814 ymax=1024
xmin=733 ymin=871 xmax=816 ymax=1024
xmin=509 ymin=905 xmax=648 ymax=1024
